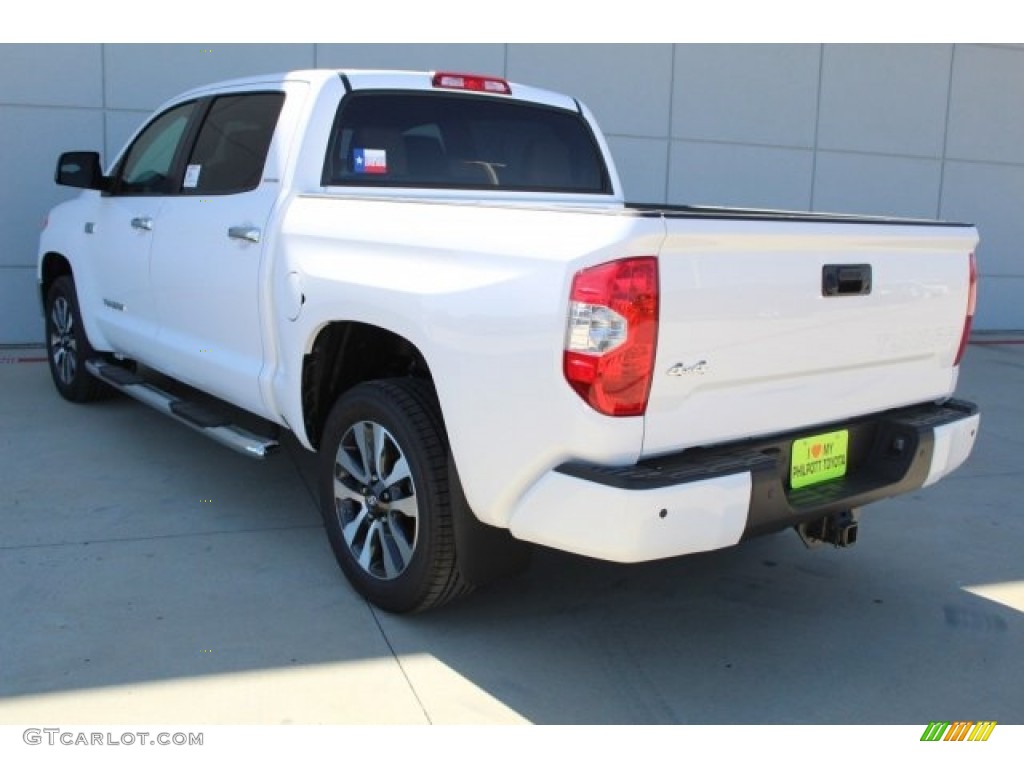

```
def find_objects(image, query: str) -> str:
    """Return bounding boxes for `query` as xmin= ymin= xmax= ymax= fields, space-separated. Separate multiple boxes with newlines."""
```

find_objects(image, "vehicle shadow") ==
xmin=1 ymin=353 xmax=1021 ymax=724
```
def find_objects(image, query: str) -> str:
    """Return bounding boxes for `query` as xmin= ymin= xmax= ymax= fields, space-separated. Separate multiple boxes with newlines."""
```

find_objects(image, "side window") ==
xmin=117 ymin=101 xmax=196 ymax=195
xmin=183 ymin=92 xmax=285 ymax=195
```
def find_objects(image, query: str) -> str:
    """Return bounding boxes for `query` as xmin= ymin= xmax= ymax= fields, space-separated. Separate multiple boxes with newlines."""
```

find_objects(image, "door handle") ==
xmin=130 ymin=216 xmax=153 ymax=231
xmin=228 ymin=226 xmax=261 ymax=244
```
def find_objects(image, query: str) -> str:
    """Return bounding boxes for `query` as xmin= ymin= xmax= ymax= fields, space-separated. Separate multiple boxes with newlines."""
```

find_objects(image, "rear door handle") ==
xmin=822 ymin=264 xmax=872 ymax=296
xmin=228 ymin=226 xmax=261 ymax=243
xmin=130 ymin=216 xmax=153 ymax=231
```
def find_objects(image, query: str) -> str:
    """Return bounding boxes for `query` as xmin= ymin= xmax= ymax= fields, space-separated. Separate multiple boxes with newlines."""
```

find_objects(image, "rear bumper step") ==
xmin=86 ymin=359 xmax=279 ymax=459
xmin=508 ymin=400 xmax=979 ymax=562
xmin=558 ymin=399 xmax=978 ymax=538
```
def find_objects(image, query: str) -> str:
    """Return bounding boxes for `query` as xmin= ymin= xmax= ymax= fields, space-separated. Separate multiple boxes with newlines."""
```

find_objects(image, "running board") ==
xmin=86 ymin=360 xmax=279 ymax=459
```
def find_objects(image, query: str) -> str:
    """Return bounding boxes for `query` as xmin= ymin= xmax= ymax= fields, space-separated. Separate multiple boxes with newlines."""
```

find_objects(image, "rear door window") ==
xmin=183 ymin=92 xmax=285 ymax=195
xmin=323 ymin=92 xmax=610 ymax=193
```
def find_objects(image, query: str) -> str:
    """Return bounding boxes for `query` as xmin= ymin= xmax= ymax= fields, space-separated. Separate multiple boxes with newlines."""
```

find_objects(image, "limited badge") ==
xmin=353 ymin=148 xmax=387 ymax=175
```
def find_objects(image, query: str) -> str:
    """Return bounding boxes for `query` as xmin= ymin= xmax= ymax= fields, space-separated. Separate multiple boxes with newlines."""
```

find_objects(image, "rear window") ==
xmin=322 ymin=92 xmax=611 ymax=194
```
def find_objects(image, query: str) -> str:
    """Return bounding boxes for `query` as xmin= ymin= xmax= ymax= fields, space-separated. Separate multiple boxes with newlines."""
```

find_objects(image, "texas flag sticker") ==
xmin=353 ymin=148 xmax=388 ymax=175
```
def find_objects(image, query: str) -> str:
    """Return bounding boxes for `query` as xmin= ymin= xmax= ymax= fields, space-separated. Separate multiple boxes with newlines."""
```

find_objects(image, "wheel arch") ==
xmin=40 ymin=251 xmax=73 ymax=307
xmin=301 ymin=320 xmax=434 ymax=451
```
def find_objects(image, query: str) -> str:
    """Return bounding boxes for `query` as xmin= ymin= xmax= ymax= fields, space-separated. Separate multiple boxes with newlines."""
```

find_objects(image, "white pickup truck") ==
xmin=39 ymin=69 xmax=980 ymax=612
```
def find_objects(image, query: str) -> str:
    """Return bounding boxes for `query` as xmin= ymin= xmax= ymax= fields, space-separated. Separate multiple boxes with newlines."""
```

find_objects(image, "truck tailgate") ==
xmin=642 ymin=215 xmax=978 ymax=458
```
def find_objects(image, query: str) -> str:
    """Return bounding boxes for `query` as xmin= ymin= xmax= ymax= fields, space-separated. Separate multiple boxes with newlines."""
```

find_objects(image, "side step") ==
xmin=86 ymin=359 xmax=279 ymax=459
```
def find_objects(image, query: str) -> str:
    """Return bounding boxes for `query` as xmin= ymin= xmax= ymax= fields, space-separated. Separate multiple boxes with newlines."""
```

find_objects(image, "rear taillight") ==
xmin=953 ymin=252 xmax=978 ymax=366
xmin=563 ymin=257 xmax=659 ymax=417
xmin=431 ymin=72 xmax=511 ymax=95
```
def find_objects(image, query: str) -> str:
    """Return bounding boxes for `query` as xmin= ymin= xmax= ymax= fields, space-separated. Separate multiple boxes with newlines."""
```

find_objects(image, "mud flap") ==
xmin=448 ymin=455 xmax=532 ymax=586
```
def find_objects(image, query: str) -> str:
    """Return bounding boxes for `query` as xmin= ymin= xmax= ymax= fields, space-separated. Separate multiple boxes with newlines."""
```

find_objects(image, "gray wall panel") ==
xmin=941 ymin=160 xmax=1024 ymax=277
xmin=104 ymin=44 xmax=315 ymax=111
xmin=940 ymin=159 xmax=1024 ymax=330
xmin=672 ymin=44 xmax=820 ymax=148
xmin=315 ymin=44 xmax=505 ymax=74
xmin=669 ymin=141 xmax=814 ymax=210
xmin=818 ymin=44 xmax=951 ymax=157
xmin=0 ymin=268 xmax=43 ymax=343
xmin=604 ymin=136 xmax=668 ymax=204
xmin=508 ymin=44 xmax=673 ymax=138
xmin=813 ymin=152 xmax=942 ymax=218
xmin=974 ymin=278 xmax=1023 ymax=331
xmin=947 ymin=45 xmax=1024 ymax=164
xmin=0 ymin=44 xmax=102 ymax=108
xmin=0 ymin=106 xmax=103 ymax=268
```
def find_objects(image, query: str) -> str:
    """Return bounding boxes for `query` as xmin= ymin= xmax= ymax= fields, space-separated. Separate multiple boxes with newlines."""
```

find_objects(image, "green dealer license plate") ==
xmin=790 ymin=430 xmax=849 ymax=489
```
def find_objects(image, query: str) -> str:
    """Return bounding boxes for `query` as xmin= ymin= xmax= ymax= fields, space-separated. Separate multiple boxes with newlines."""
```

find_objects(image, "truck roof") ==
xmin=172 ymin=68 xmax=580 ymax=113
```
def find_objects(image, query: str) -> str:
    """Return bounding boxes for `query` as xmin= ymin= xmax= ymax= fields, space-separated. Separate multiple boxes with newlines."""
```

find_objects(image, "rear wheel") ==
xmin=44 ymin=275 xmax=106 ymax=403
xmin=319 ymin=378 xmax=470 ymax=613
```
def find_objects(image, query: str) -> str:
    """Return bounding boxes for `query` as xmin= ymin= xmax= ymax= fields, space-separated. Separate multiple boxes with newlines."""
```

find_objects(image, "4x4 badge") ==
xmin=667 ymin=360 xmax=707 ymax=376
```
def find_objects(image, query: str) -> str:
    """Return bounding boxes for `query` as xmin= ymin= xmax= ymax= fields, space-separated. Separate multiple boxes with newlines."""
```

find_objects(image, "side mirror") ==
xmin=55 ymin=151 xmax=107 ymax=190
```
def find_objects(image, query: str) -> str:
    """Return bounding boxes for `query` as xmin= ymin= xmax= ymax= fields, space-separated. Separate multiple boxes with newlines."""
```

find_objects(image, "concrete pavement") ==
xmin=1 ymin=340 xmax=1021 ymax=724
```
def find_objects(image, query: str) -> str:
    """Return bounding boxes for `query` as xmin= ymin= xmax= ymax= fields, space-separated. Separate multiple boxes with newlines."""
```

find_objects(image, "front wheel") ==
xmin=319 ymin=378 xmax=470 ymax=613
xmin=44 ymin=275 xmax=106 ymax=403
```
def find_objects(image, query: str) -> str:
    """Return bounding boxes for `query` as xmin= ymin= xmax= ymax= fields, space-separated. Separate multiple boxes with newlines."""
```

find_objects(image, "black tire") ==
xmin=319 ymin=378 xmax=471 ymax=613
xmin=44 ymin=275 xmax=107 ymax=403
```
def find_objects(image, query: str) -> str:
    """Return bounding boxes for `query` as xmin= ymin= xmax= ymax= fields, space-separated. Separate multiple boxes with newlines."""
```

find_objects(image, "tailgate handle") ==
xmin=822 ymin=264 xmax=872 ymax=296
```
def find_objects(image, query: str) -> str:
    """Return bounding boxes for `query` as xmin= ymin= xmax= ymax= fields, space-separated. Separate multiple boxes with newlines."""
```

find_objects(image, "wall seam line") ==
xmin=809 ymin=43 xmax=824 ymax=211
xmin=937 ymin=44 xmax=957 ymax=219
xmin=100 ymin=43 xmax=108 ymax=163
xmin=663 ymin=44 xmax=676 ymax=204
